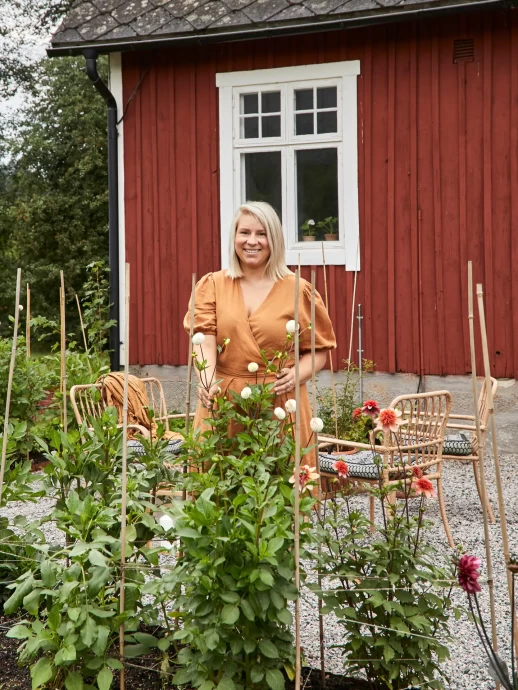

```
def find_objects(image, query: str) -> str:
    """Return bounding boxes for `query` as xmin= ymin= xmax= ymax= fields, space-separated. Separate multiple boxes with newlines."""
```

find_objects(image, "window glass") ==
xmin=243 ymin=151 xmax=282 ymax=220
xmin=262 ymin=91 xmax=280 ymax=113
xmin=241 ymin=93 xmax=258 ymax=114
xmin=296 ymin=148 xmax=338 ymax=242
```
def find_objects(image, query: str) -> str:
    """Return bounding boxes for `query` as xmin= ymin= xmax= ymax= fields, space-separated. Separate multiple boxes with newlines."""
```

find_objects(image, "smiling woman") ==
xmin=183 ymin=201 xmax=337 ymax=468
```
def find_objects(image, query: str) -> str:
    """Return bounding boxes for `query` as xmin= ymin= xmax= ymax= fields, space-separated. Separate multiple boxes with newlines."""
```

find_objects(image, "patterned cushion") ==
xmin=127 ymin=439 xmax=183 ymax=456
xmin=443 ymin=433 xmax=472 ymax=456
xmin=319 ymin=451 xmax=381 ymax=480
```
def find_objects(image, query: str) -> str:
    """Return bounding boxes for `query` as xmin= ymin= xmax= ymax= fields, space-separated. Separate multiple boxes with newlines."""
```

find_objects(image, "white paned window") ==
xmin=216 ymin=61 xmax=361 ymax=268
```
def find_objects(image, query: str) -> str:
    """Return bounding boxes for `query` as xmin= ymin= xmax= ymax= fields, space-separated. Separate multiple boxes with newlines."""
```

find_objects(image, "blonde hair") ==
xmin=227 ymin=201 xmax=292 ymax=281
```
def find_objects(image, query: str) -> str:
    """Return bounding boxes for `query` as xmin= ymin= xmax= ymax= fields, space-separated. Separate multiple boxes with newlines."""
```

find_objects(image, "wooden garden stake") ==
xmin=0 ymin=269 xmax=22 ymax=508
xmin=293 ymin=267 xmax=301 ymax=690
xmin=60 ymin=272 xmax=68 ymax=434
xmin=75 ymin=293 xmax=92 ymax=376
xmin=311 ymin=270 xmax=326 ymax=688
xmin=26 ymin=284 xmax=30 ymax=359
xmin=182 ymin=273 xmax=196 ymax=502
xmin=467 ymin=264 xmax=499 ymax=680
xmin=119 ymin=263 xmax=131 ymax=690
xmin=321 ymin=243 xmax=338 ymax=438
xmin=477 ymin=283 xmax=518 ymax=658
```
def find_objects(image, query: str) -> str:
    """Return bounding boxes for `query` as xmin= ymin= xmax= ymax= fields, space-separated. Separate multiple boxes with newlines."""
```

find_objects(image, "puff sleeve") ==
xmin=299 ymin=282 xmax=337 ymax=353
xmin=183 ymin=273 xmax=217 ymax=336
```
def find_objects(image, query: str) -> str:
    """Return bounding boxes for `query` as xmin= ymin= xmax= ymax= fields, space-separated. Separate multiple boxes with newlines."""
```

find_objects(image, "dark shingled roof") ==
xmin=48 ymin=0 xmax=503 ymax=54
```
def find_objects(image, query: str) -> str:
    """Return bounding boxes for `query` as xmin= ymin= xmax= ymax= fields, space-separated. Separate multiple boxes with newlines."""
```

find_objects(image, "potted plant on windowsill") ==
xmin=301 ymin=218 xmax=316 ymax=241
xmin=317 ymin=215 xmax=338 ymax=241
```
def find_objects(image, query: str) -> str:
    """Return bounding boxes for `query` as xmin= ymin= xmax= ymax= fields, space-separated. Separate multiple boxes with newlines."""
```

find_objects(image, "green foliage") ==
xmin=318 ymin=359 xmax=375 ymax=442
xmin=80 ymin=261 xmax=116 ymax=355
xmin=314 ymin=477 xmax=458 ymax=690
xmin=0 ymin=55 xmax=108 ymax=337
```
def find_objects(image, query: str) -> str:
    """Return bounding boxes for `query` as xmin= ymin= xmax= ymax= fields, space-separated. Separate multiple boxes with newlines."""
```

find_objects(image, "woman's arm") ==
xmin=273 ymin=350 xmax=327 ymax=396
xmin=193 ymin=334 xmax=219 ymax=408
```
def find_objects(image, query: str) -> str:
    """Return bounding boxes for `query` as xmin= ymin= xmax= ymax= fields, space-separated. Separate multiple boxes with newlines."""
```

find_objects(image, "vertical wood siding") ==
xmin=122 ymin=8 xmax=518 ymax=377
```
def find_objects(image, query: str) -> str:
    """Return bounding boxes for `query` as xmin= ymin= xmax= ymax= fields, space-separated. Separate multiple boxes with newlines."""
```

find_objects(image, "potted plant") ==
xmin=300 ymin=218 xmax=316 ymax=241
xmin=317 ymin=215 xmax=338 ymax=241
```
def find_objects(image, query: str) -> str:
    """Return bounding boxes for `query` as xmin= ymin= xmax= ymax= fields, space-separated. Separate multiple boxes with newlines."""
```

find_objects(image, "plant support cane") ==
xmin=60 ymin=271 xmax=68 ymax=434
xmin=183 ymin=273 xmax=196 ymax=501
xmin=311 ymin=270 xmax=326 ymax=688
xmin=75 ymin=293 xmax=93 ymax=376
xmin=321 ymin=242 xmax=338 ymax=438
xmin=477 ymin=283 xmax=518 ymax=660
xmin=119 ymin=263 xmax=131 ymax=690
xmin=468 ymin=263 xmax=499 ymax=686
xmin=0 ymin=269 xmax=22 ymax=508
xmin=293 ymin=268 xmax=302 ymax=690
xmin=26 ymin=284 xmax=30 ymax=359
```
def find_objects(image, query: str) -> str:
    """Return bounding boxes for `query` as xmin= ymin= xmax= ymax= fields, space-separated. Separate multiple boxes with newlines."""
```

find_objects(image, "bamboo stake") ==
xmin=183 ymin=273 xmax=196 ymax=502
xmin=26 ymin=284 xmax=30 ymax=359
xmin=75 ymin=293 xmax=93 ymax=376
xmin=119 ymin=263 xmax=131 ymax=690
xmin=0 ymin=269 xmax=22 ymax=508
xmin=60 ymin=272 xmax=68 ymax=434
xmin=311 ymin=270 xmax=326 ymax=688
xmin=321 ymin=243 xmax=338 ymax=438
xmin=467 ymin=264 xmax=499 ymax=683
xmin=476 ymin=283 xmax=518 ymax=659
xmin=293 ymin=267 xmax=301 ymax=690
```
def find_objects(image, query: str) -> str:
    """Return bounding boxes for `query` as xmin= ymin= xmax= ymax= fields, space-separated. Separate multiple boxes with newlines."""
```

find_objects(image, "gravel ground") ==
xmin=2 ymin=455 xmax=516 ymax=689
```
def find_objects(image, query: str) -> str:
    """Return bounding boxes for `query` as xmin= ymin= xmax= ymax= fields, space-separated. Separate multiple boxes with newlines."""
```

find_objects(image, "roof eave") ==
xmin=46 ymin=0 xmax=511 ymax=57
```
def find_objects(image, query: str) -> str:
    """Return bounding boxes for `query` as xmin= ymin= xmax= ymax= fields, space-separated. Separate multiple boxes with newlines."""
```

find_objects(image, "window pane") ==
xmin=243 ymin=151 xmax=282 ymax=220
xmin=296 ymin=113 xmax=314 ymax=135
xmin=296 ymin=148 xmax=338 ymax=242
xmin=262 ymin=91 xmax=280 ymax=113
xmin=317 ymin=87 xmax=337 ymax=109
xmin=241 ymin=93 xmax=258 ymax=114
xmin=317 ymin=111 xmax=337 ymax=134
xmin=243 ymin=117 xmax=259 ymax=139
xmin=262 ymin=115 xmax=281 ymax=138
xmin=295 ymin=89 xmax=313 ymax=111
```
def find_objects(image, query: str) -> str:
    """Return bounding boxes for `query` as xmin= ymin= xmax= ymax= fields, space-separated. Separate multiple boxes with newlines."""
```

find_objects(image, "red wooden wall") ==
xmin=122 ymin=8 xmax=518 ymax=377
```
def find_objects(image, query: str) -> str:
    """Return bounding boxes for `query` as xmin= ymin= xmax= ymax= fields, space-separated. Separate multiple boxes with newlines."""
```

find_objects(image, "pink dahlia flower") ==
xmin=458 ymin=555 xmax=482 ymax=594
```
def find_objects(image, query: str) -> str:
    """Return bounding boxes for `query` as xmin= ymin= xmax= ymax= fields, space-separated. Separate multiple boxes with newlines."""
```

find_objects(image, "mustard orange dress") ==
xmin=183 ymin=270 xmax=336 ymax=467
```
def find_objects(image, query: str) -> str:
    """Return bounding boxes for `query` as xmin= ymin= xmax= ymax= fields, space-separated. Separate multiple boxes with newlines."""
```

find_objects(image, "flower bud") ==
xmin=286 ymin=320 xmax=297 ymax=334
xmin=241 ymin=386 xmax=252 ymax=400
xmin=192 ymin=332 xmax=205 ymax=346
xmin=248 ymin=362 xmax=259 ymax=373
xmin=18 ymin=305 xmax=23 ymax=311
xmin=274 ymin=407 xmax=286 ymax=420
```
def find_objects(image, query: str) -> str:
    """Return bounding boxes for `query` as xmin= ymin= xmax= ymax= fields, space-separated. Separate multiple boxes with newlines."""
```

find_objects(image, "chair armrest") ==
xmin=123 ymin=424 xmax=150 ymax=438
xmin=449 ymin=414 xmax=476 ymax=421
xmin=446 ymin=422 xmax=484 ymax=432
xmin=166 ymin=413 xmax=196 ymax=419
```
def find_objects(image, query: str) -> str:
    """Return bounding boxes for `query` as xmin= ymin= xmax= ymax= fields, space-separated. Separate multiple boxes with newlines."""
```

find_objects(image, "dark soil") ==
xmin=0 ymin=616 xmax=373 ymax=689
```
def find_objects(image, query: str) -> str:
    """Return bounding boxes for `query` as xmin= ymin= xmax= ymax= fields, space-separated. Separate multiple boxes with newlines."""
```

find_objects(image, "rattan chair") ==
xmin=442 ymin=377 xmax=497 ymax=523
xmin=70 ymin=376 xmax=191 ymax=436
xmin=318 ymin=390 xmax=454 ymax=548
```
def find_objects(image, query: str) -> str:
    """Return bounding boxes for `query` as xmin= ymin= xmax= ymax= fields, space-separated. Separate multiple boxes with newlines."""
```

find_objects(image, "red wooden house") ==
xmin=49 ymin=0 xmax=518 ymax=378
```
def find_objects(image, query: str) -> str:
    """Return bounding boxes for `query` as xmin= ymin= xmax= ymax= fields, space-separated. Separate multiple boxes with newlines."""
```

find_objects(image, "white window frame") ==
xmin=216 ymin=61 xmax=361 ymax=269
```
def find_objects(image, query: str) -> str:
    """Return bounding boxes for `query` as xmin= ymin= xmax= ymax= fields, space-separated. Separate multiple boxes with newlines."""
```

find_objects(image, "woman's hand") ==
xmin=198 ymin=383 xmax=220 ymax=409
xmin=274 ymin=368 xmax=296 ymax=396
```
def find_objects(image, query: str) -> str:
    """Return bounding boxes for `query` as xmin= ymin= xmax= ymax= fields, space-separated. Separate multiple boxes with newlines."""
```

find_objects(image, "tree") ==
xmin=0 ymin=55 xmax=108 ymax=334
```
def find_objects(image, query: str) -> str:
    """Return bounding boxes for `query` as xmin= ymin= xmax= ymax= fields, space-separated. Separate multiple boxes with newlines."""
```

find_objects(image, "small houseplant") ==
xmin=317 ymin=216 xmax=338 ymax=241
xmin=300 ymin=218 xmax=316 ymax=241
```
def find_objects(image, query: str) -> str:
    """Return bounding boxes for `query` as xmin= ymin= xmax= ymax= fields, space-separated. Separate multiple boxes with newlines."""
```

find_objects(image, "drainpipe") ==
xmin=83 ymin=48 xmax=121 ymax=372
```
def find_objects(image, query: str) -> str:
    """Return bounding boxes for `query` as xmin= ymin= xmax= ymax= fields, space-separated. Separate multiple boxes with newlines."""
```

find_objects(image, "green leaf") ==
xmin=125 ymin=525 xmax=137 ymax=543
xmin=41 ymin=560 xmax=56 ymax=588
xmin=220 ymin=591 xmax=240 ymax=604
xmin=277 ymin=608 xmax=293 ymax=626
xmin=240 ymin=600 xmax=255 ymax=621
xmin=88 ymin=550 xmax=107 ymax=568
xmin=259 ymin=570 xmax=274 ymax=587
xmin=177 ymin=528 xmax=200 ymax=539
xmin=266 ymin=668 xmax=285 ymax=690
xmin=259 ymin=639 xmax=279 ymax=659
xmin=97 ymin=667 xmax=113 ymax=690
xmin=221 ymin=604 xmax=239 ymax=625
xmin=31 ymin=657 xmax=53 ymax=689
xmin=133 ymin=632 xmax=159 ymax=648
xmin=55 ymin=644 xmax=76 ymax=666
xmin=217 ymin=677 xmax=235 ymax=690
xmin=88 ymin=566 xmax=111 ymax=597
xmin=80 ymin=616 xmax=97 ymax=647
xmin=124 ymin=644 xmax=150 ymax=658
xmin=6 ymin=624 xmax=31 ymax=640
xmin=251 ymin=666 xmax=264 ymax=683
xmin=204 ymin=630 xmax=220 ymax=650
xmin=92 ymin=626 xmax=110 ymax=656
xmin=65 ymin=671 xmax=83 ymax=690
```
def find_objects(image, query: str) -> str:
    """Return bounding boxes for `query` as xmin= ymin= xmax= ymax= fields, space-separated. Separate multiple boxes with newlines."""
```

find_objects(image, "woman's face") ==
xmin=234 ymin=213 xmax=271 ymax=270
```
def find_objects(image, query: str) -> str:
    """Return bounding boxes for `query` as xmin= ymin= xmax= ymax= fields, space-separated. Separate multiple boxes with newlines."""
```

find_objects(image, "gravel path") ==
xmin=2 ymin=455 xmax=516 ymax=689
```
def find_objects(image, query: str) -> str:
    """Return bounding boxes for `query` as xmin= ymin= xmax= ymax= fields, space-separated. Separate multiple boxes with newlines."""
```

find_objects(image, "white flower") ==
xmin=308 ymin=219 xmax=315 ymax=226
xmin=159 ymin=514 xmax=174 ymax=532
xmin=285 ymin=399 xmax=296 ymax=414
xmin=248 ymin=362 xmax=259 ymax=373
xmin=286 ymin=320 xmax=297 ymax=334
xmin=274 ymin=407 xmax=286 ymax=420
xmin=241 ymin=387 xmax=252 ymax=400
xmin=310 ymin=417 xmax=324 ymax=433
xmin=18 ymin=305 xmax=23 ymax=311
xmin=192 ymin=332 xmax=205 ymax=346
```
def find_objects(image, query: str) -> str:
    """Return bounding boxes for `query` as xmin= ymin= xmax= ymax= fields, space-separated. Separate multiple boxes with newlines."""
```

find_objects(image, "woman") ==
xmin=183 ymin=201 xmax=336 ymax=467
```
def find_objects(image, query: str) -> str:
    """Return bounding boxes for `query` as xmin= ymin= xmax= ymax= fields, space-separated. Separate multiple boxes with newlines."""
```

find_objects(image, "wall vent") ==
xmin=453 ymin=38 xmax=475 ymax=63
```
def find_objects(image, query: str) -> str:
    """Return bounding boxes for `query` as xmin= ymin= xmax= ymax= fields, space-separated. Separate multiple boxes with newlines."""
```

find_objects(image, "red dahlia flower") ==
xmin=457 ymin=555 xmax=482 ymax=594
xmin=333 ymin=460 xmax=349 ymax=478
xmin=362 ymin=400 xmax=380 ymax=418
xmin=412 ymin=477 xmax=436 ymax=498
